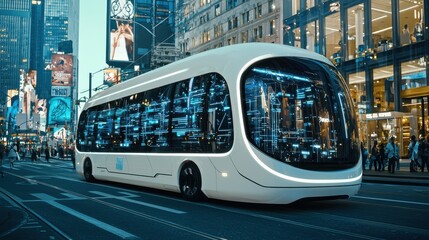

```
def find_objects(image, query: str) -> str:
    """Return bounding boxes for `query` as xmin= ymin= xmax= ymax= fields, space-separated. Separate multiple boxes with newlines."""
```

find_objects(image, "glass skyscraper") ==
xmin=0 ymin=0 xmax=31 ymax=116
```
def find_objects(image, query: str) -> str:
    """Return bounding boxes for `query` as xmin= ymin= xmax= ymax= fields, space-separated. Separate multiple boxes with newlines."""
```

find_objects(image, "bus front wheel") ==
xmin=83 ymin=159 xmax=95 ymax=182
xmin=179 ymin=162 xmax=204 ymax=201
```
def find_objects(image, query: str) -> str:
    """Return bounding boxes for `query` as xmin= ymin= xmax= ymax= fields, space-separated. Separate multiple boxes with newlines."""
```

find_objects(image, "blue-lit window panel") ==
xmin=242 ymin=58 xmax=359 ymax=170
xmin=76 ymin=110 xmax=88 ymax=151
xmin=171 ymin=76 xmax=207 ymax=152
xmin=207 ymin=74 xmax=233 ymax=153
xmin=140 ymin=85 xmax=172 ymax=152
xmin=113 ymin=98 xmax=133 ymax=151
xmin=95 ymin=104 xmax=116 ymax=152
xmin=84 ymin=110 xmax=98 ymax=151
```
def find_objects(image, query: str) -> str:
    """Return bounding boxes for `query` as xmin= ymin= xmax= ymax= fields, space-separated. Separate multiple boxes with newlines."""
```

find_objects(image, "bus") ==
xmin=76 ymin=43 xmax=361 ymax=204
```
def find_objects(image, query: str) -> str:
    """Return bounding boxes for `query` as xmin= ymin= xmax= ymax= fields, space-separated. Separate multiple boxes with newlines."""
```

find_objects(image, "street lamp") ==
xmin=89 ymin=68 xmax=108 ymax=98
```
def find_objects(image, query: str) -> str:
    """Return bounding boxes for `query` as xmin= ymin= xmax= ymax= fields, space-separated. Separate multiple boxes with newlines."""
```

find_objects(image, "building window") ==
xmin=373 ymin=65 xmax=394 ymax=113
xmin=269 ymin=0 xmax=275 ymax=13
xmin=401 ymin=58 xmax=427 ymax=90
xmin=270 ymin=19 xmax=276 ymax=35
xmin=306 ymin=20 xmax=319 ymax=53
xmin=325 ymin=12 xmax=341 ymax=62
xmin=241 ymin=31 xmax=248 ymax=43
xmin=399 ymin=0 xmax=424 ymax=44
xmin=306 ymin=0 xmax=315 ymax=9
xmin=215 ymin=4 xmax=221 ymax=17
xmin=242 ymin=11 xmax=249 ymax=24
xmin=214 ymin=24 xmax=223 ymax=38
xmin=347 ymin=5 xmax=365 ymax=60
xmin=258 ymin=26 xmax=263 ymax=39
xmin=372 ymin=0 xmax=393 ymax=51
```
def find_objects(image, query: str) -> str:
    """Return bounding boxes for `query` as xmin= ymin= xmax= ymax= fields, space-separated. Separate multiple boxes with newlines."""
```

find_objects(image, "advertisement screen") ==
xmin=51 ymin=54 xmax=73 ymax=86
xmin=48 ymin=97 xmax=72 ymax=125
xmin=107 ymin=0 xmax=135 ymax=63
xmin=104 ymin=68 xmax=121 ymax=85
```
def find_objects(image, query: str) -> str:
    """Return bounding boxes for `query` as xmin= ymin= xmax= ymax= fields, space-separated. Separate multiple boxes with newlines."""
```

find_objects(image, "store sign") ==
xmin=365 ymin=112 xmax=392 ymax=119
xmin=51 ymin=86 xmax=71 ymax=97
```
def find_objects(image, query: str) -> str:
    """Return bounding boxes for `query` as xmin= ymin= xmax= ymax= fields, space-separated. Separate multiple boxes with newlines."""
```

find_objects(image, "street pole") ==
xmin=89 ymin=72 xmax=92 ymax=98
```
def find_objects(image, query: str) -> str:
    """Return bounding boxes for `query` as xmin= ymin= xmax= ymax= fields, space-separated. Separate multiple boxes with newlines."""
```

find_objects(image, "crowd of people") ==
xmin=0 ymin=141 xmax=76 ymax=176
xmin=363 ymin=134 xmax=429 ymax=173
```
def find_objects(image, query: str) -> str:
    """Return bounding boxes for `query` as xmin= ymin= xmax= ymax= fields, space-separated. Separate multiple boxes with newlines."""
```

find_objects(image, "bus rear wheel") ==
xmin=83 ymin=159 xmax=95 ymax=182
xmin=179 ymin=162 xmax=204 ymax=201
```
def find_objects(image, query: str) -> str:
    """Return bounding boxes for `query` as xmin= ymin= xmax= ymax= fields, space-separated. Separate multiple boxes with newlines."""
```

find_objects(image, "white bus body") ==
xmin=76 ymin=43 xmax=362 ymax=204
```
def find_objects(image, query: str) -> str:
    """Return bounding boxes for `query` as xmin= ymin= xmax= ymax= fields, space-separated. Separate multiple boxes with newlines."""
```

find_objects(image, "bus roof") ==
xmin=86 ymin=43 xmax=333 ymax=108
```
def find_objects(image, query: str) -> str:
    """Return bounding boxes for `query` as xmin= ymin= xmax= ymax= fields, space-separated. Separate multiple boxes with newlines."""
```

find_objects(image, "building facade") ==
xmin=176 ymin=0 xmax=428 ymax=157
xmin=0 ymin=0 xmax=32 ymax=117
xmin=175 ymin=0 xmax=283 ymax=54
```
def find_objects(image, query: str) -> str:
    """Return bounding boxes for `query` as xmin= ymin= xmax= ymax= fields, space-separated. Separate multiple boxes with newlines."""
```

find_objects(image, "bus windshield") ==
xmin=242 ymin=57 xmax=359 ymax=171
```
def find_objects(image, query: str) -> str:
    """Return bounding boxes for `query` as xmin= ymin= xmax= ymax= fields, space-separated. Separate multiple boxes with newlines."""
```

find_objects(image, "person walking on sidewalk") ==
xmin=0 ymin=144 xmax=4 ymax=177
xmin=369 ymin=140 xmax=379 ymax=171
xmin=30 ymin=146 xmax=37 ymax=163
xmin=386 ymin=136 xmax=399 ymax=173
xmin=8 ymin=144 xmax=18 ymax=168
xmin=378 ymin=142 xmax=386 ymax=171
xmin=420 ymin=134 xmax=429 ymax=172
xmin=44 ymin=145 xmax=50 ymax=162
xmin=408 ymin=135 xmax=420 ymax=172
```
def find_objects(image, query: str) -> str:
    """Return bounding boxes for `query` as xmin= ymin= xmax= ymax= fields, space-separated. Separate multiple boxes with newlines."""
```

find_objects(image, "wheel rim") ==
xmin=180 ymin=164 xmax=201 ymax=199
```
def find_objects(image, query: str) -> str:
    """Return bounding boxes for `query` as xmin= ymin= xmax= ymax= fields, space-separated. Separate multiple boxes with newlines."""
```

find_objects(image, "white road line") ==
xmin=353 ymin=195 xmax=429 ymax=206
xmin=89 ymin=191 xmax=186 ymax=214
xmin=32 ymin=193 xmax=138 ymax=239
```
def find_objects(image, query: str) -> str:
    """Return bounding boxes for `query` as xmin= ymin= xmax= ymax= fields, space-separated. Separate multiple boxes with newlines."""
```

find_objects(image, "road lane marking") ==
xmin=89 ymin=191 xmax=186 ymax=214
xmin=353 ymin=195 xmax=429 ymax=206
xmin=32 ymin=193 xmax=138 ymax=239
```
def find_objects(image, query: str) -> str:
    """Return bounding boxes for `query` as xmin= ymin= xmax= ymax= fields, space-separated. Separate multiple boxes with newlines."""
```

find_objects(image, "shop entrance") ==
xmin=365 ymin=112 xmax=407 ymax=157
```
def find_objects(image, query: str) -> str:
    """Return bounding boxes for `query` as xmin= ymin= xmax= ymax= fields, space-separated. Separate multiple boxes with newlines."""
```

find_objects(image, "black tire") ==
xmin=83 ymin=159 xmax=95 ymax=182
xmin=179 ymin=162 xmax=204 ymax=201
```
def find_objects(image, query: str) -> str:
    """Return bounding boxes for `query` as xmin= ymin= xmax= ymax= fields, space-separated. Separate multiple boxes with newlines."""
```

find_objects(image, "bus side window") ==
xmin=207 ymin=74 xmax=233 ymax=153
xmin=141 ymin=86 xmax=171 ymax=152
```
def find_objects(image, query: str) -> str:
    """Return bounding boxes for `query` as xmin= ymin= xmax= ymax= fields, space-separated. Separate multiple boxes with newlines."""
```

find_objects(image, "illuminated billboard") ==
xmin=107 ymin=0 xmax=135 ymax=63
xmin=51 ymin=54 xmax=73 ymax=86
xmin=104 ymin=68 xmax=121 ymax=85
xmin=48 ymin=97 xmax=72 ymax=125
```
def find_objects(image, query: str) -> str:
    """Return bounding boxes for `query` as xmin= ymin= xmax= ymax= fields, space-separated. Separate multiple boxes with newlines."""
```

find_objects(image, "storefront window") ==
xmin=325 ymin=12 xmax=341 ymax=63
xmin=401 ymin=58 xmax=427 ymax=90
xmin=399 ymin=0 xmax=425 ymax=44
xmin=347 ymin=5 xmax=365 ymax=60
xmin=348 ymin=70 xmax=367 ymax=148
xmin=293 ymin=27 xmax=301 ymax=48
xmin=372 ymin=0 xmax=393 ymax=51
xmin=373 ymin=65 xmax=395 ymax=112
xmin=306 ymin=20 xmax=319 ymax=53
xmin=306 ymin=0 xmax=315 ymax=9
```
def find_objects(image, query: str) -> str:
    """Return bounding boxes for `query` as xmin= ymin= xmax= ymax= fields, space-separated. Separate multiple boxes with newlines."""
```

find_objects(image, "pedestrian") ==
xmin=31 ymin=147 xmax=37 ymax=163
xmin=45 ymin=145 xmax=50 ymax=162
xmin=369 ymin=140 xmax=379 ymax=171
xmin=385 ymin=136 xmax=399 ymax=173
xmin=408 ymin=135 xmax=420 ymax=172
xmin=378 ymin=142 xmax=386 ymax=171
xmin=0 ymin=142 xmax=4 ymax=163
xmin=361 ymin=142 xmax=368 ymax=170
xmin=8 ymin=144 xmax=19 ymax=168
xmin=69 ymin=143 xmax=76 ymax=169
xmin=0 ymin=143 xmax=4 ymax=177
xmin=419 ymin=135 xmax=429 ymax=172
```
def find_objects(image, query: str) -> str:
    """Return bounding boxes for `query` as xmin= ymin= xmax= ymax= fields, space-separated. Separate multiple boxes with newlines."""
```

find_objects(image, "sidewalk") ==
xmin=362 ymin=159 xmax=429 ymax=186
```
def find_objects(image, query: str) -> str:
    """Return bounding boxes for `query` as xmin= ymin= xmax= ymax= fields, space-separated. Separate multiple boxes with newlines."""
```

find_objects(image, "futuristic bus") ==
xmin=76 ymin=43 xmax=362 ymax=204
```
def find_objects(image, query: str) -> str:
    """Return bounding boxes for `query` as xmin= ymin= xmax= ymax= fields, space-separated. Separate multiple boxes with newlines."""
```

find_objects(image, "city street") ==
xmin=1 ymin=158 xmax=428 ymax=240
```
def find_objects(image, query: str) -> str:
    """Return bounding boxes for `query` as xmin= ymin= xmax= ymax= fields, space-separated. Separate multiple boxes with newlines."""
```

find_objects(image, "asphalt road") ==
xmin=1 ymin=158 xmax=428 ymax=240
